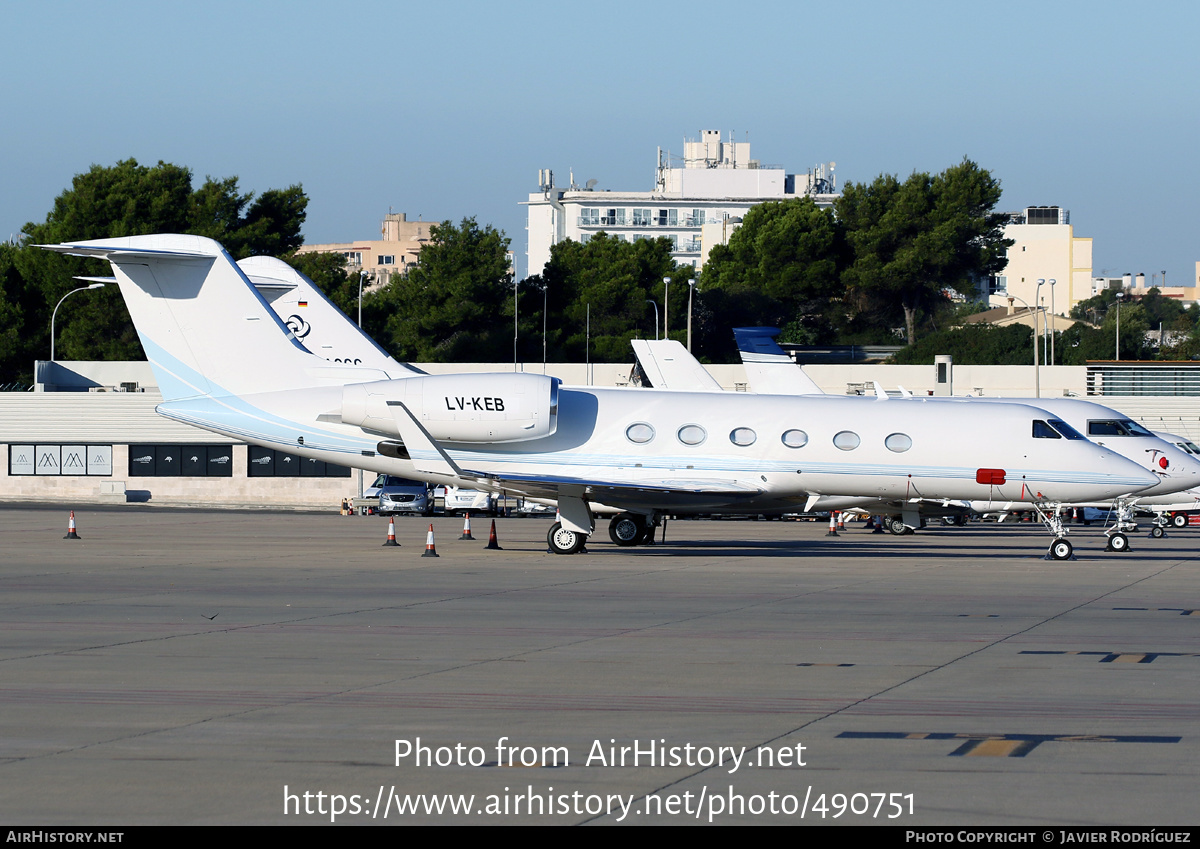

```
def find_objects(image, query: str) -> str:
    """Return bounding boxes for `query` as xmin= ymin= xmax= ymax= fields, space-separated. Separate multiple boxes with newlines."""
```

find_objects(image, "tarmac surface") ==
xmin=1 ymin=505 xmax=1198 ymax=826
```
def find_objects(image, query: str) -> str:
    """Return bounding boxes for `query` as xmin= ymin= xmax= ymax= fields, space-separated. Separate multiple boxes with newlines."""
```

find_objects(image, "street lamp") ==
xmin=646 ymin=299 xmax=659 ymax=340
xmin=686 ymin=277 xmax=697 ymax=352
xmin=1115 ymin=291 xmax=1124 ymax=360
xmin=1036 ymin=278 xmax=1046 ymax=367
xmin=357 ymin=269 xmax=367 ymax=501
xmin=1048 ymin=278 xmax=1056 ymax=366
xmin=1002 ymin=291 xmax=1040 ymax=398
xmin=663 ymin=277 xmax=671 ymax=341
xmin=50 ymin=281 xmax=106 ymax=362
xmin=357 ymin=270 xmax=367 ymax=328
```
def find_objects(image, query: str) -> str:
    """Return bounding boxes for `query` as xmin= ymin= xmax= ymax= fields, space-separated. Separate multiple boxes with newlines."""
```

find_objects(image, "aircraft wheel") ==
xmin=1172 ymin=513 xmax=1189 ymax=528
xmin=1150 ymin=526 xmax=1165 ymax=539
xmin=608 ymin=513 xmax=645 ymax=547
xmin=1107 ymin=532 xmax=1129 ymax=552
xmin=1049 ymin=538 xmax=1073 ymax=561
xmin=547 ymin=522 xmax=587 ymax=555
xmin=887 ymin=517 xmax=909 ymax=535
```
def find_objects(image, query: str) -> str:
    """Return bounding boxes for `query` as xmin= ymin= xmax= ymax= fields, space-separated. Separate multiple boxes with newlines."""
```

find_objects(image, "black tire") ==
xmin=547 ymin=522 xmax=587 ymax=554
xmin=887 ymin=517 xmax=908 ymax=535
xmin=1108 ymin=532 xmax=1129 ymax=552
xmin=1150 ymin=526 xmax=1165 ymax=539
xmin=1172 ymin=513 xmax=1189 ymax=529
xmin=608 ymin=513 xmax=644 ymax=547
xmin=1050 ymin=538 xmax=1073 ymax=561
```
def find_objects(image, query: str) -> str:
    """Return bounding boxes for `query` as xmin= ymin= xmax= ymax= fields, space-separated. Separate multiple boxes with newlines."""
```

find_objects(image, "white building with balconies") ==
xmin=523 ymin=130 xmax=839 ymax=277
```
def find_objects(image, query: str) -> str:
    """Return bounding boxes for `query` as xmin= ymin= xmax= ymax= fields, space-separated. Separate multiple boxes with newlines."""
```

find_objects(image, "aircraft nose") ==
xmin=1148 ymin=450 xmax=1200 ymax=493
xmin=1114 ymin=454 xmax=1163 ymax=491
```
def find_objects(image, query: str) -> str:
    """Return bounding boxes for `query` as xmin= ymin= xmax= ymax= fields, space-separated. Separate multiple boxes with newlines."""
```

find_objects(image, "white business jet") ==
xmin=40 ymin=235 xmax=1158 ymax=559
xmin=725 ymin=327 xmax=1200 ymax=551
xmin=240 ymin=257 xmax=1183 ymax=556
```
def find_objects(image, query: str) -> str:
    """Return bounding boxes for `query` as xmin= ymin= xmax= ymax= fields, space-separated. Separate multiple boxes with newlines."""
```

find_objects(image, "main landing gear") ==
xmin=608 ymin=512 xmax=657 ymax=547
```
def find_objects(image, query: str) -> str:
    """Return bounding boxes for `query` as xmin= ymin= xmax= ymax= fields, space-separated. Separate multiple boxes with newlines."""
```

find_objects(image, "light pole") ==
xmin=51 ymin=282 xmax=105 ymax=362
xmin=646 ymin=300 xmax=659 ymax=340
xmin=357 ymin=269 xmax=367 ymax=501
xmin=663 ymin=277 xmax=671 ymax=341
xmin=1003 ymin=292 xmax=1040 ymax=398
xmin=1048 ymin=278 xmax=1056 ymax=366
xmin=1036 ymin=278 xmax=1046 ymax=367
xmin=686 ymin=277 xmax=697 ymax=352
xmin=1115 ymin=291 xmax=1124 ymax=360
xmin=357 ymin=270 xmax=367 ymax=328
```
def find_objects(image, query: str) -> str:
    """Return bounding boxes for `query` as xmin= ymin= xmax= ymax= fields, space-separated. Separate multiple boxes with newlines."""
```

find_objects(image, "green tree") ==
xmin=3 ymin=159 xmax=307 ymax=377
xmin=0 ymin=243 xmax=25 ymax=376
xmin=1059 ymin=303 xmax=1152 ymax=363
xmin=839 ymin=159 xmax=1011 ymax=346
xmin=531 ymin=233 xmax=690 ymax=362
xmin=701 ymin=197 xmax=846 ymax=358
xmin=366 ymin=218 xmax=514 ymax=361
xmin=890 ymin=323 xmax=1035 ymax=365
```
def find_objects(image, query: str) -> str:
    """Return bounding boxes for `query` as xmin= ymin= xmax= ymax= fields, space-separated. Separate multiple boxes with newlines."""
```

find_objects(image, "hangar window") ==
xmin=130 ymin=444 xmax=236 ymax=477
xmin=730 ymin=427 xmax=756 ymax=447
xmin=247 ymin=446 xmax=350 ymax=478
xmin=884 ymin=433 xmax=912 ymax=453
xmin=677 ymin=424 xmax=707 ymax=446
xmin=833 ymin=431 xmax=861 ymax=451
xmin=781 ymin=429 xmax=808 ymax=448
xmin=9 ymin=444 xmax=112 ymax=476
xmin=625 ymin=423 xmax=655 ymax=444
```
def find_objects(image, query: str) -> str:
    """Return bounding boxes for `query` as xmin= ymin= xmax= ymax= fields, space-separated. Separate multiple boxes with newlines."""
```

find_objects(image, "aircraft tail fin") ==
xmin=629 ymin=339 xmax=721 ymax=390
xmin=39 ymin=235 xmax=339 ymax=402
xmin=732 ymin=327 xmax=824 ymax=395
xmin=237 ymin=256 xmax=424 ymax=377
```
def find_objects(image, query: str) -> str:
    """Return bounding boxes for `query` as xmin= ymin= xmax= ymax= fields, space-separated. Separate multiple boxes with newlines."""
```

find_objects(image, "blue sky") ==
xmin=3 ymin=0 xmax=1197 ymax=284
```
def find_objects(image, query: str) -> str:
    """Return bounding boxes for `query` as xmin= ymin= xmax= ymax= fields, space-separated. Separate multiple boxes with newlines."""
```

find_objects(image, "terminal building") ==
xmin=524 ymin=129 xmax=840 ymax=276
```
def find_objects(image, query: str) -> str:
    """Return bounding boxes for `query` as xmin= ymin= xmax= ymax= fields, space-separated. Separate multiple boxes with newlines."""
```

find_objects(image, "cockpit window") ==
xmin=1088 ymin=419 xmax=1154 ymax=437
xmin=1032 ymin=420 xmax=1061 ymax=439
xmin=1048 ymin=419 xmax=1086 ymax=440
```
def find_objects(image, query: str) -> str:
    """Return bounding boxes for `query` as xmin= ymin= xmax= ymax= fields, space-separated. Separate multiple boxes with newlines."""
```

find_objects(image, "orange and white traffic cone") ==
xmin=63 ymin=511 xmax=81 ymax=540
xmin=459 ymin=512 xmax=475 ymax=540
xmin=836 ymin=512 xmax=846 ymax=531
xmin=422 ymin=523 xmax=439 ymax=557
xmin=485 ymin=519 xmax=502 ymax=550
xmin=382 ymin=517 xmax=400 ymax=547
xmin=826 ymin=512 xmax=839 ymax=537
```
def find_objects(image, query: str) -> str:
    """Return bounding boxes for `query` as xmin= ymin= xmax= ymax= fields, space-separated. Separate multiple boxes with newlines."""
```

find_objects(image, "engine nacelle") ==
xmin=340 ymin=373 xmax=559 ymax=443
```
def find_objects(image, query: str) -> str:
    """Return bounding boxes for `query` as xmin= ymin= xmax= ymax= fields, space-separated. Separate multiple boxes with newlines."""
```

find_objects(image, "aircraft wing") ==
xmin=389 ymin=399 xmax=763 ymax=507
